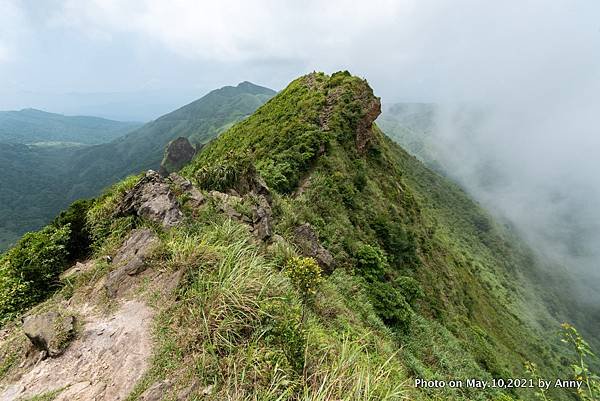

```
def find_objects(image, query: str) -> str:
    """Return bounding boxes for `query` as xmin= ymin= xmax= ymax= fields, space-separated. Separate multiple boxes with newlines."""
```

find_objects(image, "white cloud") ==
xmin=51 ymin=0 xmax=412 ymax=62
xmin=0 ymin=0 xmax=28 ymax=62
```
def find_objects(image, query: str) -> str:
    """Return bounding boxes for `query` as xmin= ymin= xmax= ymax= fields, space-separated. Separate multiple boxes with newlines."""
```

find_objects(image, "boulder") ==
xmin=293 ymin=224 xmax=334 ymax=271
xmin=115 ymin=170 xmax=183 ymax=227
xmin=159 ymin=137 xmax=197 ymax=176
xmin=105 ymin=229 xmax=160 ymax=297
xmin=22 ymin=312 xmax=75 ymax=357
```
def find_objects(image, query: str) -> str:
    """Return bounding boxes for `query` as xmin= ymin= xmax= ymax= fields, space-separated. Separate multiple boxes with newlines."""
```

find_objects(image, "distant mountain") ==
xmin=0 ymin=82 xmax=275 ymax=251
xmin=0 ymin=109 xmax=142 ymax=145
xmin=66 ymin=81 xmax=276 ymax=199
xmin=0 ymin=143 xmax=78 ymax=250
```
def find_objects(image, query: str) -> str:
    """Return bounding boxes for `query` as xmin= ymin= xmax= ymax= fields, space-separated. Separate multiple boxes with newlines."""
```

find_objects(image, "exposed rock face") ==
xmin=159 ymin=137 xmax=197 ymax=176
xmin=169 ymin=173 xmax=206 ymax=208
xmin=105 ymin=228 xmax=160 ymax=297
xmin=60 ymin=260 xmax=95 ymax=281
xmin=252 ymin=196 xmax=273 ymax=241
xmin=22 ymin=312 xmax=75 ymax=357
xmin=115 ymin=170 xmax=183 ymax=227
xmin=355 ymin=94 xmax=381 ymax=153
xmin=318 ymin=74 xmax=381 ymax=154
xmin=293 ymin=224 xmax=334 ymax=271
xmin=205 ymin=163 xmax=274 ymax=241
xmin=139 ymin=380 xmax=171 ymax=401
xmin=227 ymin=163 xmax=272 ymax=201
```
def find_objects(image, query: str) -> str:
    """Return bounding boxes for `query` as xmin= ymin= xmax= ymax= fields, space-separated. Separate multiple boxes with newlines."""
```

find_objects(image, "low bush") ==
xmin=0 ymin=225 xmax=70 ymax=320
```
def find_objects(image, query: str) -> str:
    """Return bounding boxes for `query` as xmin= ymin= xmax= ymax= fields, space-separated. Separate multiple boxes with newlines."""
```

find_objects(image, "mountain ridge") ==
xmin=0 ymin=72 xmax=592 ymax=400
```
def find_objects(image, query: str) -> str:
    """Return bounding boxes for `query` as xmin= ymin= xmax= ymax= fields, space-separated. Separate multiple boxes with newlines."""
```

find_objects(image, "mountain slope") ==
xmin=0 ymin=83 xmax=274 ymax=251
xmin=0 ymin=108 xmax=141 ymax=145
xmin=0 ymin=72 xmax=590 ymax=400
xmin=66 ymin=82 xmax=275 ymax=199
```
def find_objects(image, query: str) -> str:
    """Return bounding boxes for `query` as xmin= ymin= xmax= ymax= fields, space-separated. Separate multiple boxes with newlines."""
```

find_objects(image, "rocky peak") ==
xmin=159 ymin=137 xmax=198 ymax=177
xmin=114 ymin=170 xmax=183 ymax=227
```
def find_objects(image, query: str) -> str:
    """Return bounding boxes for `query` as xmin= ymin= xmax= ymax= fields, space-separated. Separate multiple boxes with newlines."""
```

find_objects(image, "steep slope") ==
xmin=380 ymin=103 xmax=600 ymax=353
xmin=0 ymin=109 xmax=140 ymax=145
xmin=0 ymin=72 xmax=592 ymax=401
xmin=66 ymin=82 xmax=275 ymax=199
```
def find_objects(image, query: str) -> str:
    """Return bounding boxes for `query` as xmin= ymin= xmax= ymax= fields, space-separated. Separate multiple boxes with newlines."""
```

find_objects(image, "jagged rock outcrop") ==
xmin=251 ymin=196 xmax=273 ymax=241
xmin=105 ymin=228 xmax=160 ymax=297
xmin=226 ymin=163 xmax=272 ymax=200
xmin=139 ymin=380 xmax=171 ymax=401
xmin=168 ymin=173 xmax=206 ymax=208
xmin=3 ymin=301 xmax=154 ymax=401
xmin=115 ymin=170 xmax=183 ymax=227
xmin=159 ymin=137 xmax=197 ymax=176
xmin=354 ymin=94 xmax=381 ymax=153
xmin=22 ymin=312 xmax=75 ymax=358
xmin=293 ymin=223 xmax=334 ymax=271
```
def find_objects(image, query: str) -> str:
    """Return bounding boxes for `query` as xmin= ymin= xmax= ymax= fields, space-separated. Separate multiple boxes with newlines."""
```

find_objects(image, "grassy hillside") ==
xmin=179 ymin=72 xmax=578 ymax=399
xmin=380 ymin=102 xmax=600 ymax=355
xmin=0 ymin=108 xmax=141 ymax=145
xmin=0 ymin=73 xmax=595 ymax=400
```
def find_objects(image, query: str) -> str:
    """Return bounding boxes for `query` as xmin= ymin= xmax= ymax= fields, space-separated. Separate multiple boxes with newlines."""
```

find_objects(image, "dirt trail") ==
xmin=1 ymin=300 xmax=154 ymax=401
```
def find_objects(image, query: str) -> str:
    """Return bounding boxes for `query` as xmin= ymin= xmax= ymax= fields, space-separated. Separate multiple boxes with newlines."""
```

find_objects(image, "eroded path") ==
xmin=1 ymin=300 xmax=154 ymax=401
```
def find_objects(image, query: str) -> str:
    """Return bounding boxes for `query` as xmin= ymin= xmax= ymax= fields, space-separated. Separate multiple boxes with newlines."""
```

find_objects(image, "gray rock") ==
xmin=169 ymin=173 xmax=206 ymax=208
xmin=139 ymin=380 xmax=171 ymax=401
xmin=293 ymin=224 xmax=334 ymax=271
xmin=252 ymin=196 xmax=273 ymax=241
xmin=159 ymin=137 xmax=197 ymax=176
xmin=22 ymin=312 xmax=75 ymax=357
xmin=176 ymin=382 xmax=200 ymax=400
xmin=105 ymin=229 xmax=160 ymax=297
xmin=115 ymin=170 xmax=183 ymax=227
xmin=210 ymin=190 xmax=243 ymax=220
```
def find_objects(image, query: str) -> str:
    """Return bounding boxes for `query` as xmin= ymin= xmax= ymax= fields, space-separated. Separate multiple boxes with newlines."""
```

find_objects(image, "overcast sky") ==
xmin=1 ymin=0 xmax=597 ymax=120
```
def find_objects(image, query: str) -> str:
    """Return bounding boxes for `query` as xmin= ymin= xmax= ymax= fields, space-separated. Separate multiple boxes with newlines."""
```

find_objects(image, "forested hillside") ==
xmin=0 ymin=109 xmax=140 ymax=145
xmin=0 ymin=83 xmax=274 ymax=251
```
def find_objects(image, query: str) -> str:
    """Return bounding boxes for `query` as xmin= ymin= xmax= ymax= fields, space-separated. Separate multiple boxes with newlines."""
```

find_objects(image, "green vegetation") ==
xmin=0 ymin=72 xmax=593 ymax=400
xmin=560 ymin=323 xmax=600 ymax=400
xmin=0 ymin=108 xmax=140 ymax=145
xmin=0 ymin=82 xmax=274 ymax=251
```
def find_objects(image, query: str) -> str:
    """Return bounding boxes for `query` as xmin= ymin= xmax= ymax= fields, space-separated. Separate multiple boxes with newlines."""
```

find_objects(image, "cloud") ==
xmin=0 ymin=0 xmax=28 ymax=63
xmin=49 ymin=0 xmax=410 ymax=62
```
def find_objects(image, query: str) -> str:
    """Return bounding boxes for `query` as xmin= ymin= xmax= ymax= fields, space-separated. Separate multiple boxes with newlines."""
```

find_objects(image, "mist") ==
xmin=406 ymin=2 xmax=600 ymax=303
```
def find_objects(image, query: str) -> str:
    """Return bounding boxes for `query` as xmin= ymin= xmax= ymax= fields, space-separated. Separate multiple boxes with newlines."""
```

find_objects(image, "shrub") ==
xmin=285 ymin=256 xmax=323 ymax=306
xmin=52 ymin=199 xmax=93 ymax=261
xmin=368 ymin=281 xmax=412 ymax=330
xmin=560 ymin=323 xmax=600 ymax=400
xmin=395 ymin=276 xmax=423 ymax=306
xmin=355 ymin=244 xmax=388 ymax=282
xmin=370 ymin=216 xmax=418 ymax=267
xmin=0 ymin=225 xmax=70 ymax=319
